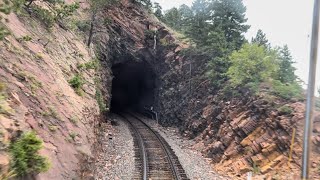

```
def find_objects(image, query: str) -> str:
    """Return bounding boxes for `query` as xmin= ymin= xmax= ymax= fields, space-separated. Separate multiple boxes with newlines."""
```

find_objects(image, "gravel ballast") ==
xmin=96 ymin=114 xmax=229 ymax=180
xmin=95 ymin=114 xmax=134 ymax=180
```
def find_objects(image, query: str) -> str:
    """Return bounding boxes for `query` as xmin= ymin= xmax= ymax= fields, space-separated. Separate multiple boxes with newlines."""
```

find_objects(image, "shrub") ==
xmin=54 ymin=2 xmax=79 ymax=20
xmin=69 ymin=132 xmax=77 ymax=141
xmin=32 ymin=6 xmax=55 ymax=28
xmin=77 ymin=60 xmax=99 ymax=70
xmin=68 ymin=74 xmax=84 ymax=96
xmin=75 ymin=20 xmax=90 ymax=32
xmin=0 ymin=26 xmax=10 ymax=40
xmin=227 ymin=43 xmax=278 ymax=87
xmin=9 ymin=131 xmax=50 ymax=176
xmin=18 ymin=35 xmax=32 ymax=42
xmin=271 ymin=80 xmax=302 ymax=100
xmin=278 ymin=105 xmax=293 ymax=115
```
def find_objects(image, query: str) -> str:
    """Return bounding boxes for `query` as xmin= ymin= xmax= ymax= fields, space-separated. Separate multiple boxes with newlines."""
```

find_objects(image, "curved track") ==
xmin=120 ymin=113 xmax=189 ymax=180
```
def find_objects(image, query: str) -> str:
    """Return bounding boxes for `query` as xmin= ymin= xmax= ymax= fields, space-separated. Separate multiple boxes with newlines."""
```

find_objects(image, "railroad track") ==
xmin=120 ymin=113 xmax=189 ymax=180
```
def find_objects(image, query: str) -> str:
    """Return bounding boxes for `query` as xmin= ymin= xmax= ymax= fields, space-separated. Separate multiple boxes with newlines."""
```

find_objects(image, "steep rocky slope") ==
xmin=0 ymin=3 xmax=101 ymax=179
xmin=1 ymin=0 xmax=319 ymax=179
xmin=0 ymin=0 xmax=186 ymax=178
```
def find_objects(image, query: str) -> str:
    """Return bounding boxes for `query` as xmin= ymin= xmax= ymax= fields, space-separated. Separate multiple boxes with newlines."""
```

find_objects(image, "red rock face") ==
xmin=0 ymin=5 xmax=100 ymax=179
xmin=1 ymin=0 xmax=319 ymax=179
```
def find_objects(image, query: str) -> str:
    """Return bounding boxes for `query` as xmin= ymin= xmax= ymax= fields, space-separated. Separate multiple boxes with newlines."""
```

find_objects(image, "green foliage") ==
xmin=77 ymin=60 xmax=99 ymax=70
xmin=153 ymin=2 xmax=163 ymax=20
xmin=0 ymin=0 xmax=12 ymax=40
xmin=68 ymin=74 xmax=84 ymax=95
xmin=9 ymin=131 xmax=50 ymax=176
xmin=164 ymin=0 xmax=249 ymax=50
xmin=227 ymin=43 xmax=278 ymax=87
xmin=19 ymin=35 xmax=32 ymax=42
xmin=32 ymin=6 xmax=55 ymax=28
xmin=163 ymin=7 xmax=181 ymax=29
xmin=54 ymin=2 xmax=79 ymax=20
xmin=75 ymin=20 xmax=90 ymax=32
xmin=69 ymin=132 xmax=77 ymax=141
xmin=0 ymin=26 xmax=10 ymax=40
xmin=271 ymin=80 xmax=302 ymax=100
xmin=210 ymin=0 xmax=250 ymax=50
xmin=0 ymin=82 xmax=14 ymax=115
xmin=206 ymin=56 xmax=230 ymax=86
xmin=0 ymin=1 xmax=10 ymax=15
xmin=278 ymin=105 xmax=293 ymax=115
xmin=251 ymin=29 xmax=269 ymax=48
xmin=275 ymin=45 xmax=297 ymax=84
xmin=95 ymin=89 xmax=107 ymax=112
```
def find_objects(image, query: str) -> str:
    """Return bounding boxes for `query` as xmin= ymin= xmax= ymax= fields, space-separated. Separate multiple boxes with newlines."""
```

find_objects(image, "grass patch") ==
xmin=9 ymin=131 xmax=50 ymax=176
xmin=41 ymin=106 xmax=60 ymax=120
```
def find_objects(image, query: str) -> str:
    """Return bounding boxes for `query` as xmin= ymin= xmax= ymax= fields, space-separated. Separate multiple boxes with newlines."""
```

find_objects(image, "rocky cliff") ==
xmin=1 ymin=0 xmax=319 ymax=179
xmin=0 ymin=2 xmax=101 ymax=179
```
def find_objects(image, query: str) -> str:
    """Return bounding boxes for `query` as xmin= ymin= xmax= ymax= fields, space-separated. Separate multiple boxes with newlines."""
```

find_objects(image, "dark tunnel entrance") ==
xmin=110 ymin=60 xmax=156 ymax=113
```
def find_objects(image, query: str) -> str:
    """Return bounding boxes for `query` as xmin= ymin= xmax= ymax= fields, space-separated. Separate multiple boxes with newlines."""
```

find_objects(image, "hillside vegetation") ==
xmin=156 ymin=0 xmax=302 ymax=100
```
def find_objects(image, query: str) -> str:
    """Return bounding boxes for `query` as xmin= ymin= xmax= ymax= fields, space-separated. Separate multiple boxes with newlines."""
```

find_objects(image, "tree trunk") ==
xmin=87 ymin=13 xmax=96 ymax=47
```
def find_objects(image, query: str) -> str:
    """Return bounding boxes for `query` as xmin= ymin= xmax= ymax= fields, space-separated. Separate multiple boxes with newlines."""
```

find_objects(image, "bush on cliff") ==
xmin=9 ymin=131 xmax=50 ymax=176
xmin=227 ymin=43 xmax=278 ymax=87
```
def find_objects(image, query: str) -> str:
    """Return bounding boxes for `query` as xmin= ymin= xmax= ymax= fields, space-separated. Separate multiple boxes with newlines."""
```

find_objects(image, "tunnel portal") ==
xmin=110 ymin=60 xmax=156 ymax=112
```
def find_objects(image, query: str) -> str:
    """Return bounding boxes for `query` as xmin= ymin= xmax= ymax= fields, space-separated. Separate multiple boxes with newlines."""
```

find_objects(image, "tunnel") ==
xmin=110 ymin=60 xmax=156 ymax=113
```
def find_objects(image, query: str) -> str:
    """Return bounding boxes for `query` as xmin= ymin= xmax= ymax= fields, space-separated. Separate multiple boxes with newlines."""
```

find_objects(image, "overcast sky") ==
xmin=152 ymin=0 xmax=319 ymax=92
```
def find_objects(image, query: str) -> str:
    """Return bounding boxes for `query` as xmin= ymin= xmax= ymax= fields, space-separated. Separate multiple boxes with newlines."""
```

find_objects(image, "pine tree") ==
xmin=163 ymin=7 xmax=182 ymax=30
xmin=252 ymin=29 xmax=269 ymax=48
xmin=277 ymin=45 xmax=297 ymax=83
xmin=184 ymin=0 xmax=210 ymax=44
xmin=153 ymin=2 xmax=163 ymax=20
xmin=210 ymin=0 xmax=250 ymax=50
xmin=178 ymin=4 xmax=193 ymax=31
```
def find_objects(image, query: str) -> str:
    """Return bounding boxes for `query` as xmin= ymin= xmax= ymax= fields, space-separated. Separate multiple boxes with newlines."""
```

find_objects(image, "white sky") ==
xmin=152 ymin=0 xmax=319 ymax=92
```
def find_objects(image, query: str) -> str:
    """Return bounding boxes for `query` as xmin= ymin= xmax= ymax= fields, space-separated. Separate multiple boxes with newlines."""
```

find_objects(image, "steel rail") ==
xmin=127 ymin=112 xmax=181 ymax=180
xmin=120 ymin=114 xmax=148 ymax=180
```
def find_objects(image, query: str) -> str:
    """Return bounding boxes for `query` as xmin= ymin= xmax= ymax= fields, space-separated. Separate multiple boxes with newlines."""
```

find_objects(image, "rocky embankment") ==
xmin=0 ymin=2 xmax=103 ymax=179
